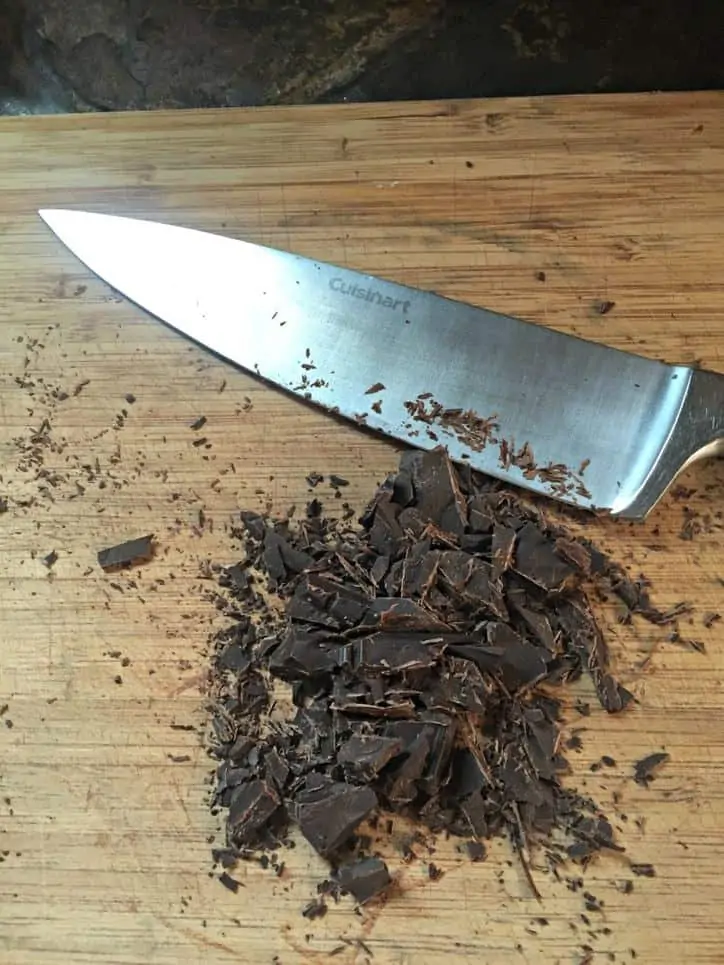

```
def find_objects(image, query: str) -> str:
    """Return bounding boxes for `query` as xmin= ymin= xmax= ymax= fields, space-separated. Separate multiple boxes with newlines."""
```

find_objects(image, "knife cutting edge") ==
xmin=38 ymin=209 xmax=723 ymax=520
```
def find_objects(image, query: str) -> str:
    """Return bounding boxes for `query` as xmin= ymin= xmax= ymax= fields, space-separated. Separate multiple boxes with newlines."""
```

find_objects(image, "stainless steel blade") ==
xmin=39 ymin=209 xmax=723 ymax=519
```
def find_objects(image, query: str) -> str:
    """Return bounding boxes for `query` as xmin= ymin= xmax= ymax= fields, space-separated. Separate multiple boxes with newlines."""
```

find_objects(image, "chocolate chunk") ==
xmin=465 ymin=840 xmax=487 ymax=862
xmin=437 ymin=551 xmax=507 ymax=620
xmin=268 ymin=628 xmax=343 ymax=680
xmin=401 ymin=449 xmax=468 ymax=535
xmin=227 ymin=780 xmax=280 ymax=847
xmin=633 ymin=752 xmax=670 ymax=786
xmin=630 ymin=863 xmax=656 ymax=877
xmin=338 ymin=735 xmax=405 ymax=781
xmin=42 ymin=550 xmax=58 ymax=568
xmin=218 ymin=644 xmax=251 ymax=674
xmin=264 ymin=748 xmax=290 ymax=792
xmin=335 ymin=856 xmax=391 ymax=903
xmin=190 ymin=415 xmax=207 ymax=431
xmin=294 ymin=779 xmax=377 ymax=857
xmin=514 ymin=523 xmax=577 ymax=593
xmin=97 ymin=534 xmax=154 ymax=571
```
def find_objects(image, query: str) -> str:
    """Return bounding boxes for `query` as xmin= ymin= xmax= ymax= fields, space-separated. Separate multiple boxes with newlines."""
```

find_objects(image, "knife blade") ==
xmin=38 ymin=209 xmax=722 ymax=519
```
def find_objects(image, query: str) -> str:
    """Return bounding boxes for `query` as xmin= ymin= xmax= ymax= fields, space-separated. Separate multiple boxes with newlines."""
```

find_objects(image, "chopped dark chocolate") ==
xmin=97 ymin=534 xmax=154 ymax=571
xmin=42 ymin=550 xmax=58 ymax=568
xmin=204 ymin=445 xmax=666 ymax=909
xmin=190 ymin=415 xmax=207 ymax=431
xmin=334 ymin=856 xmax=391 ymax=903
xmin=630 ymin=863 xmax=656 ymax=877
xmin=633 ymin=752 xmax=670 ymax=786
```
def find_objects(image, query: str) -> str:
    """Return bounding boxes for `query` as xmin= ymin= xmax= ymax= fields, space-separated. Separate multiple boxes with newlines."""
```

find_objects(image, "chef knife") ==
xmin=38 ymin=209 xmax=723 ymax=519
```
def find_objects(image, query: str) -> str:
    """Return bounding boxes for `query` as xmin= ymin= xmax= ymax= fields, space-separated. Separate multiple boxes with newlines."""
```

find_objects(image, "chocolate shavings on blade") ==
xmin=97 ymin=534 xmax=155 ymax=571
xmin=204 ymin=446 xmax=666 ymax=909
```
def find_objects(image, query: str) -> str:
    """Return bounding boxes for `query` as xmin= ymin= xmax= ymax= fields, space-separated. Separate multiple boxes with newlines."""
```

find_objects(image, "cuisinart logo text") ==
xmin=329 ymin=277 xmax=411 ymax=314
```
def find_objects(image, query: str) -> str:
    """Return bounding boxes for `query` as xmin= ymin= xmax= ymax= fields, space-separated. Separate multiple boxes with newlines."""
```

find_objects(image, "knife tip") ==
xmin=38 ymin=208 xmax=61 ymax=228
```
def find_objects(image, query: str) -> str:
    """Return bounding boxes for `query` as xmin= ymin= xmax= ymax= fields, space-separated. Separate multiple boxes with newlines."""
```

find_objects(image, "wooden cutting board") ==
xmin=0 ymin=92 xmax=723 ymax=965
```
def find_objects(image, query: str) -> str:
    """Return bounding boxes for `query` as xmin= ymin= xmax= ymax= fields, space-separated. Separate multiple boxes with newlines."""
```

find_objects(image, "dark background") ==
xmin=1 ymin=0 xmax=722 ymax=115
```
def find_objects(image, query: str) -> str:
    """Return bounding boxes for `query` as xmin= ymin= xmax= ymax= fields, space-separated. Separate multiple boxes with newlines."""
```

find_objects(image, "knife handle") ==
xmin=627 ymin=367 xmax=723 ymax=518
xmin=680 ymin=368 xmax=724 ymax=464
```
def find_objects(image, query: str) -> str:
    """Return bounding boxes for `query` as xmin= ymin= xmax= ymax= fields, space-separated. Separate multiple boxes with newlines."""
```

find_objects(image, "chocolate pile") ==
xmin=206 ymin=448 xmax=656 ymax=905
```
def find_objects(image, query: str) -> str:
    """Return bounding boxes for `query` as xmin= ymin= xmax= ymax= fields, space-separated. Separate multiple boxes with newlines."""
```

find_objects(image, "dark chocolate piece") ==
xmin=514 ymin=522 xmax=577 ymax=593
xmin=633 ymin=752 xmax=670 ymax=786
xmin=294 ymin=779 xmax=378 ymax=857
xmin=190 ymin=415 xmax=207 ymax=431
xmin=334 ymin=856 xmax=390 ymax=903
xmin=97 ymin=534 xmax=154 ymax=571
xmin=337 ymin=735 xmax=405 ymax=781
xmin=227 ymin=779 xmax=280 ymax=847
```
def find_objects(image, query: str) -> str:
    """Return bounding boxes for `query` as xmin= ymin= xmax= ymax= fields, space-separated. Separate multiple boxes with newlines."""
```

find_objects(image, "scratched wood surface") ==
xmin=0 ymin=92 xmax=723 ymax=965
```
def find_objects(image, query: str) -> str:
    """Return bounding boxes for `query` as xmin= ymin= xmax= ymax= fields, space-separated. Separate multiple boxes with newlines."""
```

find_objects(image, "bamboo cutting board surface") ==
xmin=0 ymin=92 xmax=723 ymax=965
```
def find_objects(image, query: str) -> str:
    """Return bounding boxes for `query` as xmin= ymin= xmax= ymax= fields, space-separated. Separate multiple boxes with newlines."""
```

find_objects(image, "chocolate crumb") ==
xmin=633 ymin=752 xmax=669 ymax=786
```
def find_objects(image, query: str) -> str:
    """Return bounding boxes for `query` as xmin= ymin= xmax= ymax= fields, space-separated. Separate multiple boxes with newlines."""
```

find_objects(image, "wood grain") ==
xmin=0 ymin=92 xmax=723 ymax=965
